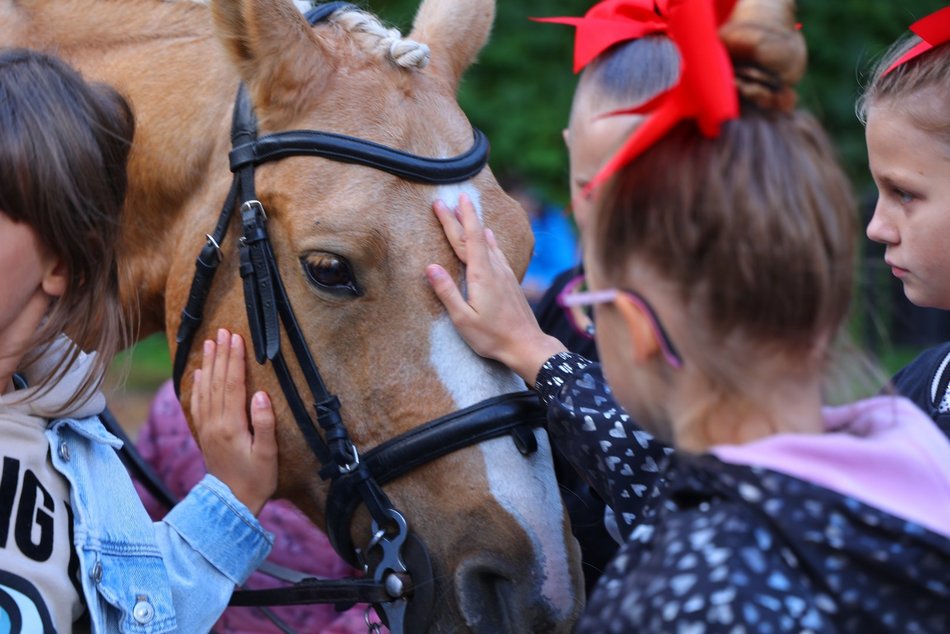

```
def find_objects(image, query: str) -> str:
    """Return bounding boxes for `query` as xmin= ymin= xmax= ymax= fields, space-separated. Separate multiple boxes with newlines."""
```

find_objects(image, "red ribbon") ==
xmin=589 ymin=0 xmax=740 ymax=190
xmin=884 ymin=6 xmax=950 ymax=76
xmin=532 ymin=0 xmax=670 ymax=73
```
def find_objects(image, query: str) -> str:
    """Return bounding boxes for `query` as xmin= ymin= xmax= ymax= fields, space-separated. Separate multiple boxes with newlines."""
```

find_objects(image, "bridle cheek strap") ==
xmin=325 ymin=391 xmax=544 ymax=564
xmin=240 ymin=202 xmax=281 ymax=363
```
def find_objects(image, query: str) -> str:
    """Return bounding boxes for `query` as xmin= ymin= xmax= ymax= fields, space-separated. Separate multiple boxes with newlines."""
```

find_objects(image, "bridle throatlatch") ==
xmin=170 ymin=3 xmax=547 ymax=632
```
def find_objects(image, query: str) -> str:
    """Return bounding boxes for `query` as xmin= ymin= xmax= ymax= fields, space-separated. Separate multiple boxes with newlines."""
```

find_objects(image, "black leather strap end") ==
xmin=304 ymin=2 xmax=356 ymax=26
xmin=229 ymin=577 xmax=391 ymax=608
xmin=239 ymin=245 xmax=268 ymax=365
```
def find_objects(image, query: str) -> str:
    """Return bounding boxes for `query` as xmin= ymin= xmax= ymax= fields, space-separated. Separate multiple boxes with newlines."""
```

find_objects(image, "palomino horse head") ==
xmin=0 ymin=0 xmax=586 ymax=630
xmin=190 ymin=3 xmax=584 ymax=628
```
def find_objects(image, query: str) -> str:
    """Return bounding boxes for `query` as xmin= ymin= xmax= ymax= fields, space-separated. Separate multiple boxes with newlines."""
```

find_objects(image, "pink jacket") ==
xmin=712 ymin=395 xmax=950 ymax=538
xmin=135 ymin=380 xmax=368 ymax=634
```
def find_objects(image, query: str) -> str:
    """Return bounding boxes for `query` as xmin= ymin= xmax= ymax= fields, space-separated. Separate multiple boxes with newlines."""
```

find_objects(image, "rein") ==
xmin=167 ymin=4 xmax=546 ymax=632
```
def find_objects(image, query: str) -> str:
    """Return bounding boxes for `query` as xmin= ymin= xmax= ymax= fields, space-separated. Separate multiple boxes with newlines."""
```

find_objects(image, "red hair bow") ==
xmin=590 ymin=0 xmax=740 ymax=190
xmin=884 ymin=6 xmax=950 ymax=76
xmin=533 ymin=0 xmax=671 ymax=73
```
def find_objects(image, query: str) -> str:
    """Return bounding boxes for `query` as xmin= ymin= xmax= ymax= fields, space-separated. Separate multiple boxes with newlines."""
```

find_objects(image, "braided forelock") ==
xmin=328 ymin=6 xmax=430 ymax=70
xmin=182 ymin=0 xmax=429 ymax=69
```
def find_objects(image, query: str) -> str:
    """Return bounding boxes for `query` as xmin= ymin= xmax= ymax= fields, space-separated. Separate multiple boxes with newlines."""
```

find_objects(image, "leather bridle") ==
xmin=168 ymin=4 xmax=546 ymax=632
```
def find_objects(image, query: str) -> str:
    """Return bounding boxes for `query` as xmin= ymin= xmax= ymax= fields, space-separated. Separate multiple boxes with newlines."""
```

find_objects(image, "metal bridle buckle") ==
xmin=240 ymin=199 xmax=267 ymax=220
xmin=205 ymin=234 xmax=224 ymax=263
xmin=338 ymin=443 xmax=361 ymax=474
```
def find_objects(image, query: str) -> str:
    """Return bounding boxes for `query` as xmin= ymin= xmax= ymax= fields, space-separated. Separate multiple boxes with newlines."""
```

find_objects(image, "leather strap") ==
xmin=325 ymin=391 xmax=545 ymax=563
xmin=240 ymin=202 xmax=281 ymax=362
xmin=172 ymin=179 xmax=239 ymax=396
xmin=171 ymin=80 xmax=257 ymax=395
xmin=304 ymin=1 xmax=355 ymax=26
xmin=229 ymin=129 xmax=490 ymax=185
xmin=230 ymin=576 xmax=393 ymax=609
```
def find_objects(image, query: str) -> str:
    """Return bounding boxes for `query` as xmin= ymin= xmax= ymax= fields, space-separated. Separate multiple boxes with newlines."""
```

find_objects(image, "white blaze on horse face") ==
xmin=430 ymin=183 xmax=514 ymax=404
xmin=434 ymin=183 xmax=483 ymax=220
xmin=428 ymin=178 xmax=577 ymax=613
xmin=428 ymin=314 xmax=525 ymax=405
xmin=480 ymin=429 xmax=577 ymax=618
xmin=428 ymin=316 xmax=576 ymax=614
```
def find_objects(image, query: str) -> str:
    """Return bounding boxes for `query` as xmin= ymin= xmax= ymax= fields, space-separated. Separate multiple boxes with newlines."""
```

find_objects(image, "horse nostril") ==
xmin=455 ymin=555 xmax=570 ymax=634
xmin=456 ymin=561 xmax=518 ymax=634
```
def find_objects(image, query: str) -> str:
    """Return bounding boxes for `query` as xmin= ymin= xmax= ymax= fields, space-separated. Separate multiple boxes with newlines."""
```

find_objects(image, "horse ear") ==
xmin=409 ymin=0 xmax=495 ymax=90
xmin=211 ymin=0 xmax=326 ymax=118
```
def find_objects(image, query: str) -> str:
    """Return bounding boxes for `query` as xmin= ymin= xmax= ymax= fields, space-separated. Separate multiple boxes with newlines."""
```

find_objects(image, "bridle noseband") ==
xmin=170 ymin=4 xmax=547 ymax=632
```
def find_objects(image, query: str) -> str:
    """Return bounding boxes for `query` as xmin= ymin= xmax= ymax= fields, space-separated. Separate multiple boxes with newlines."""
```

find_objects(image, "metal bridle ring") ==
xmin=364 ymin=606 xmax=382 ymax=634
xmin=366 ymin=527 xmax=387 ymax=553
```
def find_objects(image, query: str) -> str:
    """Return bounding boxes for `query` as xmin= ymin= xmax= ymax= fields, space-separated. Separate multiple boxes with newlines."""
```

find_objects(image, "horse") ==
xmin=1 ymin=0 xmax=585 ymax=630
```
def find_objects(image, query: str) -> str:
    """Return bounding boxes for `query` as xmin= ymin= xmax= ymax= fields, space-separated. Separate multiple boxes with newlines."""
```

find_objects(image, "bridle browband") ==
xmin=170 ymin=4 xmax=546 ymax=632
xmin=229 ymin=128 xmax=490 ymax=184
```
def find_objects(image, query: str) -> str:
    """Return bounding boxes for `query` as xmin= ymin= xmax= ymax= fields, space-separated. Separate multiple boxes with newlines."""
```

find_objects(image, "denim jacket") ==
xmin=48 ymin=414 xmax=273 ymax=633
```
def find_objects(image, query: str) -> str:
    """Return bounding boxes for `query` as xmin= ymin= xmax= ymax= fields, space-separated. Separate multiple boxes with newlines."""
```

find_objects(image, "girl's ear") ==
xmin=41 ymin=258 xmax=67 ymax=298
xmin=612 ymin=294 xmax=660 ymax=365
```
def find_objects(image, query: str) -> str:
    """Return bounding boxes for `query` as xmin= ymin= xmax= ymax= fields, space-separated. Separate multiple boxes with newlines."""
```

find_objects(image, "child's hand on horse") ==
xmin=426 ymin=193 xmax=566 ymax=386
xmin=191 ymin=329 xmax=278 ymax=515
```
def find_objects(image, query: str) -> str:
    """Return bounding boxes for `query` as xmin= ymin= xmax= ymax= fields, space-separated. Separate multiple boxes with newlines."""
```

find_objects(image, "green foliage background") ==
xmin=370 ymin=0 xmax=945 ymax=203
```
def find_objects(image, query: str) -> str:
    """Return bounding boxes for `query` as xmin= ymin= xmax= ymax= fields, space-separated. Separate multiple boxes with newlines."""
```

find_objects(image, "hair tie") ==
xmin=884 ymin=6 xmax=950 ymax=76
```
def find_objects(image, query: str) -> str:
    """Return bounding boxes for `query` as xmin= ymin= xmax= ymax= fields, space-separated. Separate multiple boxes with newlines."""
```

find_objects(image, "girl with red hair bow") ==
xmin=528 ymin=0 xmax=681 ymax=595
xmin=862 ymin=6 xmax=950 ymax=443
xmin=428 ymin=0 xmax=950 ymax=630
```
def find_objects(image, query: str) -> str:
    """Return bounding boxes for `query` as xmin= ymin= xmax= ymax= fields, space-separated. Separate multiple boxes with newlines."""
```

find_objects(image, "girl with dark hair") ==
xmin=427 ymin=0 xmax=950 ymax=630
xmin=0 ymin=48 xmax=277 ymax=632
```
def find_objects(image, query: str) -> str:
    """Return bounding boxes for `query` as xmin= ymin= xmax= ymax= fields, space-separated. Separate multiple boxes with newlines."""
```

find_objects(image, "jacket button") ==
xmin=58 ymin=441 xmax=70 ymax=462
xmin=132 ymin=597 xmax=155 ymax=624
xmin=90 ymin=562 xmax=102 ymax=583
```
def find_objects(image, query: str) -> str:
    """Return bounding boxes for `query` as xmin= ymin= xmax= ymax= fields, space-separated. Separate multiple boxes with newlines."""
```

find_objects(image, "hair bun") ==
xmin=719 ymin=0 xmax=806 ymax=112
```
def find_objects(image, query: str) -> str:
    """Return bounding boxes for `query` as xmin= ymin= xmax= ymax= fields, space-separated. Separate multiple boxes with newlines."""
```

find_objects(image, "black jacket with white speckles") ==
xmin=536 ymin=351 xmax=950 ymax=633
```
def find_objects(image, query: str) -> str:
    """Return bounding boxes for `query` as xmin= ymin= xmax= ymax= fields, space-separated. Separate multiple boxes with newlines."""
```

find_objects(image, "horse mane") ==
xmin=182 ymin=0 xmax=430 ymax=69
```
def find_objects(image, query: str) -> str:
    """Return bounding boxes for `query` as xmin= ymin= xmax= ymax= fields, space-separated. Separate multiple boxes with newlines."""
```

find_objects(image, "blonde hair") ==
xmin=857 ymin=34 xmax=950 ymax=144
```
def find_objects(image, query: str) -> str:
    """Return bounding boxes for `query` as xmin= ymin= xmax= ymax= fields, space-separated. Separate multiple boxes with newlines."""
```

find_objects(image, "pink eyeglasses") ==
xmin=556 ymin=275 xmax=683 ymax=369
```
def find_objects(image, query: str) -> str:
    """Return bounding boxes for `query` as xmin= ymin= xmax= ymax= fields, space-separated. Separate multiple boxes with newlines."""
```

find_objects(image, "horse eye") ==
xmin=301 ymin=253 xmax=361 ymax=297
